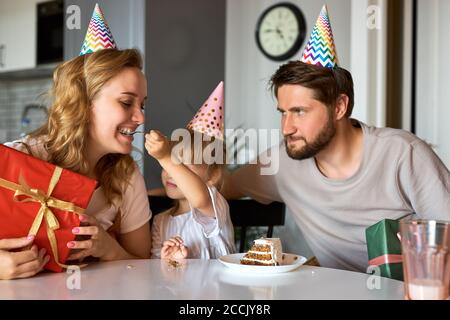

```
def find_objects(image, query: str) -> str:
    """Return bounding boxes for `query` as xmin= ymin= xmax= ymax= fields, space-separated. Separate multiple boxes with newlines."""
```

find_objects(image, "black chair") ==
xmin=148 ymin=196 xmax=285 ymax=252
xmin=228 ymin=199 xmax=285 ymax=252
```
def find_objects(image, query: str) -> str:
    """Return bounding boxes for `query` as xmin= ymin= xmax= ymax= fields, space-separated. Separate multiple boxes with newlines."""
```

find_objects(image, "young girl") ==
xmin=145 ymin=128 xmax=235 ymax=259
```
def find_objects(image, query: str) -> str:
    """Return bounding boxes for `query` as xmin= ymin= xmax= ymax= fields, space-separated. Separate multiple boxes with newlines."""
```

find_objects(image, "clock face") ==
xmin=256 ymin=3 xmax=306 ymax=61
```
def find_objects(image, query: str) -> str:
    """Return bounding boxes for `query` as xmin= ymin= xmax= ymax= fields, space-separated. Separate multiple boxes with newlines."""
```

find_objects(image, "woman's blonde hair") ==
xmin=31 ymin=48 xmax=144 ymax=207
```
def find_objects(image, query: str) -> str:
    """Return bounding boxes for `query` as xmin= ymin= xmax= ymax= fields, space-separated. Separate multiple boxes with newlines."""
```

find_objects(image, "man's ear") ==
xmin=335 ymin=94 xmax=349 ymax=120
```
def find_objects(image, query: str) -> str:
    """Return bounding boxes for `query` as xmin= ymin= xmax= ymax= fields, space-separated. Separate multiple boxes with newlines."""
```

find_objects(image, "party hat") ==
xmin=187 ymin=81 xmax=224 ymax=140
xmin=301 ymin=5 xmax=339 ymax=68
xmin=79 ymin=3 xmax=117 ymax=56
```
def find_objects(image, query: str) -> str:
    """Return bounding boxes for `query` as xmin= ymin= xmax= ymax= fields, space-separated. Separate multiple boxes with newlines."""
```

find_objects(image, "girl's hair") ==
xmin=31 ymin=48 xmax=144 ymax=207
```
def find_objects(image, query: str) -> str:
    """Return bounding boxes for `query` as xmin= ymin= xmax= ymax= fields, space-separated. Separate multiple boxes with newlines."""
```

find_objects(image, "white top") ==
xmin=4 ymin=136 xmax=151 ymax=234
xmin=0 ymin=259 xmax=406 ymax=300
xmin=151 ymin=185 xmax=236 ymax=259
xmin=231 ymin=120 xmax=450 ymax=272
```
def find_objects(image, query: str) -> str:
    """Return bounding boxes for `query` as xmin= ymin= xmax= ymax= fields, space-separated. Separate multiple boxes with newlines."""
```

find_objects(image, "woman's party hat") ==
xmin=79 ymin=3 xmax=117 ymax=56
xmin=187 ymin=81 xmax=224 ymax=140
xmin=301 ymin=5 xmax=339 ymax=68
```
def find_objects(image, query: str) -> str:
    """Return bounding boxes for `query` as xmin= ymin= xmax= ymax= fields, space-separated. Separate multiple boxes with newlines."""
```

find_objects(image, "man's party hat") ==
xmin=79 ymin=3 xmax=117 ymax=56
xmin=187 ymin=81 xmax=224 ymax=140
xmin=301 ymin=5 xmax=339 ymax=68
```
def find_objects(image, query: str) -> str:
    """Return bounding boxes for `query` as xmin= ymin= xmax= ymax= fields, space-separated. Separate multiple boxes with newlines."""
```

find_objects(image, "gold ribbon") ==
xmin=0 ymin=167 xmax=86 ymax=269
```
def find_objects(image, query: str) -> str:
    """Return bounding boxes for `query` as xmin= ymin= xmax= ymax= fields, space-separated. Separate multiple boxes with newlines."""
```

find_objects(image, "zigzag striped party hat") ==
xmin=79 ymin=3 xmax=117 ymax=56
xmin=301 ymin=5 xmax=339 ymax=68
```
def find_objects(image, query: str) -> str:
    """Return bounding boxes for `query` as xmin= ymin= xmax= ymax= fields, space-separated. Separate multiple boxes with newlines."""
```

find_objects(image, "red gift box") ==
xmin=0 ymin=144 xmax=97 ymax=272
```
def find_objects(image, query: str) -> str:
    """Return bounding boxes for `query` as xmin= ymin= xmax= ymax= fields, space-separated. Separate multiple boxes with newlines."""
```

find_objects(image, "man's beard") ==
xmin=284 ymin=115 xmax=336 ymax=160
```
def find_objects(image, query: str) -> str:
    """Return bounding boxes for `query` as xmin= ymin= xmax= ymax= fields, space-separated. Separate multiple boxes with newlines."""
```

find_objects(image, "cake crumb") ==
xmin=167 ymin=259 xmax=184 ymax=270
xmin=126 ymin=264 xmax=135 ymax=269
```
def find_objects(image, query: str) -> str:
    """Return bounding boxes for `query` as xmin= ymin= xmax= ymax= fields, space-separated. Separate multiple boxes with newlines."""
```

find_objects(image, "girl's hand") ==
xmin=66 ymin=215 xmax=117 ymax=261
xmin=145 ymin=130 xmax=171 ymax=161
xmin=0 ymin=237 xmax=49 ymax=280
xmin=161 ymin=236 xmax=188 ymax=260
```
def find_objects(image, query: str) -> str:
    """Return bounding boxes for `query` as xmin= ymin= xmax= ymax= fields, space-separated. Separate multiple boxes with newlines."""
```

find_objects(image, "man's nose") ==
xmin=282 ymin=113 xmax=296 ymax=137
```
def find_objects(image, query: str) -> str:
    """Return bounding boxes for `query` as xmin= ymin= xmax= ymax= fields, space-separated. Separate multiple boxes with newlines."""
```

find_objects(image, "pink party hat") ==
xmin=79 ymin=3 xmax=117 ymax=56
xmin=187 ymin=81 xmax=224 ymax=140
xmin=301 ymin=5 xmax=339 ymax=68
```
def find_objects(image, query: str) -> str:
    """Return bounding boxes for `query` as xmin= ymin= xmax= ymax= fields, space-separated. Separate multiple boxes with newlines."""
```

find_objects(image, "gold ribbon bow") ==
xmin=0 ymin=167 xmax=85 ymax=268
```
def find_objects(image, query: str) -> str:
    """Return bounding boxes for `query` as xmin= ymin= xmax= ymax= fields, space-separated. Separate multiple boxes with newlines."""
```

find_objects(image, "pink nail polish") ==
xmin=67 ymin=241 xmax=75 ymax=248
xmin=72 ymin=227 xmax=80 ymax=234
xmin=27 ymin=235 xmax=35 ymax=241
xmin=79 ymin=215 xmax=86 ymax=222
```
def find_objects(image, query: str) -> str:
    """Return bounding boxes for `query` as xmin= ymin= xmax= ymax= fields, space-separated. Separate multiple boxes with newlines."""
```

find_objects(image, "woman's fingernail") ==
xmin=27 ymin=235 xmax=35 ymax=241
xmin=79 ymin=215 xmax=86 ymax=222
xmin=67 ymin=241 xmax=75 ymax=248
xmin=72 ymin=227 xmax=80 ymax=234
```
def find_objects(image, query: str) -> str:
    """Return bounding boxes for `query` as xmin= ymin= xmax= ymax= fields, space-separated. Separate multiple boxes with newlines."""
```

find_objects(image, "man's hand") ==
xmin=161 ymin=236 xmax=188 ymax=260
xmin=0 ymin=237 xmax=49 ymax=280
xmin=145 ymin=130 xmax=171 ymax=161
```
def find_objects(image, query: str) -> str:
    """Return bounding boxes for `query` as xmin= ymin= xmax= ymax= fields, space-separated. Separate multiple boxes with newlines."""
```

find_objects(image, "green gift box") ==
xmin=365 ymin=218 xmax=404 ymax=281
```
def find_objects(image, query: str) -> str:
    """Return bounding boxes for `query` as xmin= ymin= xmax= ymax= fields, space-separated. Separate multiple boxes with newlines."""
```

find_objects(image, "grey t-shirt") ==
xmin=231 ymin=120 xmax=450 ymax=272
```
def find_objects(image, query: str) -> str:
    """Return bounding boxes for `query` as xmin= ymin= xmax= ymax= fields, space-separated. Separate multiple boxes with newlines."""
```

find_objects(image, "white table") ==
xmin=0 ymin=259 xmax=405 ymax=299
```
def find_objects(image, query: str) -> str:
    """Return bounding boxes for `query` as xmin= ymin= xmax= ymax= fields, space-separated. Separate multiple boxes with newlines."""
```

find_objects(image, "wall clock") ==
xmin=255 ymin=2 xmax=306 ymax=61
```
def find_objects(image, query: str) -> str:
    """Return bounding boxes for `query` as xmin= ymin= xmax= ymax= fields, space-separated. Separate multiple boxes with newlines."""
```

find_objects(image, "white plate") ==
xmin=218 ymin=253 xmax=307 ymax=274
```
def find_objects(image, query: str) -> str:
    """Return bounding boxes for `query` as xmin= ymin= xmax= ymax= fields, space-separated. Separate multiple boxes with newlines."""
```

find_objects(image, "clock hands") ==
xmin=275 ymin=26 xmax=288 ymax=47
xmin=276 ymin=27 xmax=284 ymax=39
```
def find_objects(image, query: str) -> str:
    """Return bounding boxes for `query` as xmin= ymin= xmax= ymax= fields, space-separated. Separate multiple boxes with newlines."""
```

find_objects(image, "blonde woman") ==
xmin=0 ymin=49 xmax=151 ymax=280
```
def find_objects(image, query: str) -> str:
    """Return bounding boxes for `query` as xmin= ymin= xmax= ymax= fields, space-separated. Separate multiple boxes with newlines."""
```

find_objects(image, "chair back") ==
xmin=148 ymin=196 xmax=285 ymax=252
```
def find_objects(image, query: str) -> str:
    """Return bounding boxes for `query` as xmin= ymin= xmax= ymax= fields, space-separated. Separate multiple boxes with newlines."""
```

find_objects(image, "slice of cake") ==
xmin=240 ymin=238 xmax=283 ymax=266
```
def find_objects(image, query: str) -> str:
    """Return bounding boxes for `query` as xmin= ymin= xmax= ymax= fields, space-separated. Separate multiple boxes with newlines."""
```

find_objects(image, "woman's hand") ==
xmin=145 ymin=130 xmax=171 ymax=161
xmin=161 ymin=236 xmax=188 ymax=260
xmin=0 ymin=237 xmax=49 ymax=280
xmin=67 ymin=215 xmax=121 ymax=261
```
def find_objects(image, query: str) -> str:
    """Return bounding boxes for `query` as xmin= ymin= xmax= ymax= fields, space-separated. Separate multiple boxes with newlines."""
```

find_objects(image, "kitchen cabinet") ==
xmin=0 ymin=0 xmax=42 ymax=73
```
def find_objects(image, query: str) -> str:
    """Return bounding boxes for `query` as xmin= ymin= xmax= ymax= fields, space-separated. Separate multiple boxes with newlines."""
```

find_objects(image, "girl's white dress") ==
xmin=151 ymin=185 xmax=236 ymax=259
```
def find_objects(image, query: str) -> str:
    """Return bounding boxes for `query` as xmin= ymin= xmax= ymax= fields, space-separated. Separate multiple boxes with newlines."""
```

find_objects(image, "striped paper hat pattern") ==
xmin=301 ymin=5 xmax=339 ymax=68
xmin=79 ymin=3 xmax=117 ymax=56
xmin=187 ymin=81 xmax=224 ymax=140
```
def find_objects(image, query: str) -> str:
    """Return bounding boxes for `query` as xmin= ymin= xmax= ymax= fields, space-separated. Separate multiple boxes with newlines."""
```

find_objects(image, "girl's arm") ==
xmin=145 ymin=130 xmax=215 ymax=217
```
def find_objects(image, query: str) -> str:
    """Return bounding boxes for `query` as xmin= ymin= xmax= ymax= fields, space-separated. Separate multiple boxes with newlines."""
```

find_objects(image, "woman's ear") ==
xmin=335 ymin=94 xmax=349 ymax=120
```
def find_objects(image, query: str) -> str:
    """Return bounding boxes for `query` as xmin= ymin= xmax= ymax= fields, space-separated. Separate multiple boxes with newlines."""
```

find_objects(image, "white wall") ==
xmin=416 ymin=0 xmax=450 ymax=168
